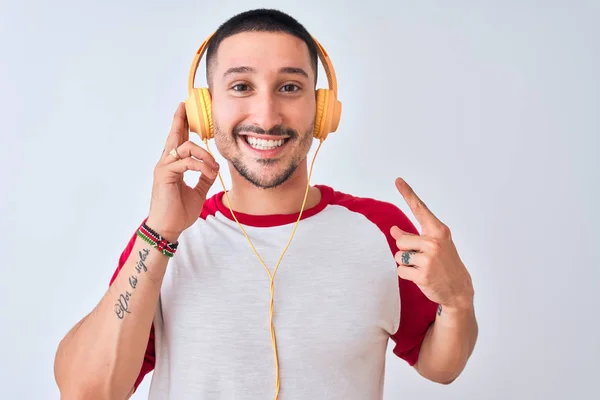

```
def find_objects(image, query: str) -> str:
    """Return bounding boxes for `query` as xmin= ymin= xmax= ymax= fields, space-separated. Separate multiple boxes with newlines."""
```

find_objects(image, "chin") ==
xmin=232 ymin=157 xmax=299 ymax=190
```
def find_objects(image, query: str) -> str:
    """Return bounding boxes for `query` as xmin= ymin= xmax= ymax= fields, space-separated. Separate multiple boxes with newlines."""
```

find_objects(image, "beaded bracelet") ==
xmin=136 ymin=222 xmax=179 ymax=257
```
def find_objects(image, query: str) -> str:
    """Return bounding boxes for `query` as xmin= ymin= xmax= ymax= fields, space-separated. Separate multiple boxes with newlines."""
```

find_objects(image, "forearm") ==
xmin=415 ymin=303 xmax=478 ymax=384
xmin=54 ymin=235 xmax=171 ymax=399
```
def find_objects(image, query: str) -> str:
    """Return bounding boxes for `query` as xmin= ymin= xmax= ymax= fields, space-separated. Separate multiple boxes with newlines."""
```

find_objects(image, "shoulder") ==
xmin=320 ymin=185 xmax=419 ymax=236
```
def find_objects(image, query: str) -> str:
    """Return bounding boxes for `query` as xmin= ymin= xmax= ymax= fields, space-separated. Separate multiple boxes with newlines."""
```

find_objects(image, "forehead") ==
xmin=213 ymin=31 xmax=313 ymax=75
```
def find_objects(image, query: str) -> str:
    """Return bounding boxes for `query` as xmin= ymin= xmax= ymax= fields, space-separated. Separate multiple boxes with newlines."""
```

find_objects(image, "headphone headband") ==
xmin=187 ymin=32 xmax=338 ymax=98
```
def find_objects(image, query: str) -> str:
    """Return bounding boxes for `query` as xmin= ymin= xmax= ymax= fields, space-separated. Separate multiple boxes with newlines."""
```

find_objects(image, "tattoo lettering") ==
xmin=135 ymin=249 xmax=150 ymax=273
xmin=114 ymin=248 xmax=151 ymax=320
xmin=114 ymin=291 xmax=132 ymax=319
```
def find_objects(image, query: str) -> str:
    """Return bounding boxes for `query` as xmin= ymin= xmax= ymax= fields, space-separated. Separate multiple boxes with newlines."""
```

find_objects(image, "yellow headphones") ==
xmin=185 ymin=32 xmax=342 ymax=142
xmin=183 ymin=31 xmax=342 ymax=400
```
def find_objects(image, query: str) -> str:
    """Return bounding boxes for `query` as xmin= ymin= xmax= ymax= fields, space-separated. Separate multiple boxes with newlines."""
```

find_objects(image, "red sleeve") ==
xmin=331 ymin=191 xmax=438 ymax=366
xmin=109 ymin=219 xmax=156 ymax=392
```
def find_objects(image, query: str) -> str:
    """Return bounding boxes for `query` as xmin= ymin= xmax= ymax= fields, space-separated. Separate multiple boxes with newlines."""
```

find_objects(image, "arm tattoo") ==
xmin=114 ymin=248 xmax=151 ymax=320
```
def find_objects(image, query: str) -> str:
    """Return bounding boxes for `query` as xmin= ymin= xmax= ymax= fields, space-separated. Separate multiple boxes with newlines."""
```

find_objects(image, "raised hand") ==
xmin=390 ymin=177 xmax=474 ymax=312
xmin=145 ymin=102 xmax=220 ymax=242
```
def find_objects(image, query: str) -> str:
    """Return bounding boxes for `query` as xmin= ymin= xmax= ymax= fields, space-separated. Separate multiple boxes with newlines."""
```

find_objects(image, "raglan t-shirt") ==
xmin=109 ymin=184 xmax=438 ymax=399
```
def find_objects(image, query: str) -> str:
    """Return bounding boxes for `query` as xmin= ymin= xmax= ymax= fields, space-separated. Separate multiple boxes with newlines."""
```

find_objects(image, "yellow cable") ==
xmin=202 ymin=137 xmax=324 ymax=400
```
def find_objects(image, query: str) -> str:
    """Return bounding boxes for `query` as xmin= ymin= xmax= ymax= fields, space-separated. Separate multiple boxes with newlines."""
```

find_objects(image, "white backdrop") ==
xmin=1 ymin=0 xmax=598 ymax=399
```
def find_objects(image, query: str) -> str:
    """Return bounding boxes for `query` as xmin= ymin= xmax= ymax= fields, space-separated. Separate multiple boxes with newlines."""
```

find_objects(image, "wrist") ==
xmin=443 ymin=284 xmax=475 ymax=313
xmin=138 ymin=220 xmax=180 ymax=258
xmin=438 ymin=296 xmax=475 ymax=324
xmin=441 ymin=301 xmax=474 ymax=316
xmin=144 ymin=219 xmax=181 ymax=243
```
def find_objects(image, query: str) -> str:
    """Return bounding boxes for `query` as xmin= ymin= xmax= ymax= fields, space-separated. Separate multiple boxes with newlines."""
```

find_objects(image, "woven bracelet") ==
xmin=136 ymin=222 xmax=179 ymax=257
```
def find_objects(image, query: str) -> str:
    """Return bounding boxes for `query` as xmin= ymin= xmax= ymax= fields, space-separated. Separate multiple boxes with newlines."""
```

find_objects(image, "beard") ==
xmin=214 ymin=121 xmax=314 ymax=189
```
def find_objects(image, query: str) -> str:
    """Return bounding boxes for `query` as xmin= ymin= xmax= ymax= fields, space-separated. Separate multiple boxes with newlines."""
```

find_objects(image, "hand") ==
xmin=145 ymin=102 xmax=220 ymax=242
xmin=390 ymin=178 xmax=474 ymax=312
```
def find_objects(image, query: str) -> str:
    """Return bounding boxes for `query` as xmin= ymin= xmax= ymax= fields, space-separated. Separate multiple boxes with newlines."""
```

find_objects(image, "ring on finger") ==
xmin=169 ymin=148 xmax=181 ymax=160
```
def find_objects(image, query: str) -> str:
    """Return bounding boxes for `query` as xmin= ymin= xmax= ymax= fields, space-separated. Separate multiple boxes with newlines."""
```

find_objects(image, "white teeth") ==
xmin=245 ymin=136 xmax=286 ymax=150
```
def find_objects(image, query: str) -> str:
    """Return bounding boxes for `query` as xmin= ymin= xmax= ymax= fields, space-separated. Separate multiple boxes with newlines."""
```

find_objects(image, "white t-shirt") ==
xmin=109 ymin=184 xmax=438 ymax=399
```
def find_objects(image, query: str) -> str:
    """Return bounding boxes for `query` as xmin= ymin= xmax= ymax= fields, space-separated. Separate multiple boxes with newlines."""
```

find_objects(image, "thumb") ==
xmin=390 ymin=225 xmax=413 ymax=239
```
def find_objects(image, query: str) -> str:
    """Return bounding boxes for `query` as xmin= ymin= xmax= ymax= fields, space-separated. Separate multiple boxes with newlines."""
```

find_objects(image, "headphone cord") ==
xmin=203 ymin=137 xmax=324 ymax=400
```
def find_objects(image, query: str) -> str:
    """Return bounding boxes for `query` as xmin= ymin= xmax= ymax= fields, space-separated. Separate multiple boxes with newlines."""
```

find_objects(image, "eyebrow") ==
xmin=279 ymin=67 xmax=309 ymax=78
xmin=223 ymin=66 xmax=309 ymax=79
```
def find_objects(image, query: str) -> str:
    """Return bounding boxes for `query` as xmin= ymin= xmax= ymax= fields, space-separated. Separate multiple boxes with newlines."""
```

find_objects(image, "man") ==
xmin=54 ymin=8 xmax=478 ymax=399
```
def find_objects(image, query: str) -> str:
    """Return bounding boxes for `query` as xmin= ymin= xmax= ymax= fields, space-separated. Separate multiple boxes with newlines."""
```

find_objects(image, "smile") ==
xmin=244 ymin=136 xmax=289 ymax=150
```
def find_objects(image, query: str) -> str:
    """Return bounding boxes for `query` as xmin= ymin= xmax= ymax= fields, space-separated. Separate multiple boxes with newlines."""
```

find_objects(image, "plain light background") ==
xmin=1 ymin=0 xmax=598 ymax=399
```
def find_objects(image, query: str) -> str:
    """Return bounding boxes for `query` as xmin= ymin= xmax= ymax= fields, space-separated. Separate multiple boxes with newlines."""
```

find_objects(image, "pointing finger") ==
xmin=395 ymin=177 xmax=443 ymax=234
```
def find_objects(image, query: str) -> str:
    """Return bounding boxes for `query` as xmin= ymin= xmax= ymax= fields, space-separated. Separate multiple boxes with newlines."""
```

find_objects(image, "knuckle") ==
xmin=427 ymin=238 xmax=442 ymax=253
xmin=411 ymin=199 xmax=422 ymax=212
xmin=201 ymin=160 xmax=212 ymax=172
xmin=190 ymin=143 xmax=209 ymax=158
xmin=438 ymin=223 xmax=451 ymax=238
xmin=180 ymin=140 xmax=193 ymax=152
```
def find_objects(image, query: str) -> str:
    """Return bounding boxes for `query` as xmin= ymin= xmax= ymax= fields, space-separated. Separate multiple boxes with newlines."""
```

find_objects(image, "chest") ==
xmin=156 ymin=217 xmax=400 ymax=368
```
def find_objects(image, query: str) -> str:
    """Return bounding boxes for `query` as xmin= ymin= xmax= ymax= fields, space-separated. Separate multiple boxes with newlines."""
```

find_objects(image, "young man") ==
xmin=54 ymin=8 xmax=478 ymax=400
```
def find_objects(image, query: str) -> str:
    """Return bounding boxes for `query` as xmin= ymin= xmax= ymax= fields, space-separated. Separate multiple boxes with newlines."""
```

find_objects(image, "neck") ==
xmin=222 ymin=163 xmax=321 ymax=216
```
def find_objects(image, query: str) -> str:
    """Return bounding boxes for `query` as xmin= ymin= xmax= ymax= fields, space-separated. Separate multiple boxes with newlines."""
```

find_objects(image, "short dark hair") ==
xmin=205 ymin=8 xmax=318 ymax=86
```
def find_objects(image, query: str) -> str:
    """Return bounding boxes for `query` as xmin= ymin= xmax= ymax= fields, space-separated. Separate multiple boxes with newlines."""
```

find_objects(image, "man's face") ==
xmin=209 ymin=31 xmax=316 ymax=189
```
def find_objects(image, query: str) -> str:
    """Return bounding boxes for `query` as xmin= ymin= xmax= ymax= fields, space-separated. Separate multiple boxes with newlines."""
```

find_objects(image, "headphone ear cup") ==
xmin=185 ymin=88 xmax=213 ymax=141
xmin=198 ymin=88 xmax=214 ymax=140
xmin=314 ymin=89 xmax=342 ymax=141
xmin=314 ymin=89 xmax=328 ymax=140
xmin=185 ymin=89 xmax=201 ymax=136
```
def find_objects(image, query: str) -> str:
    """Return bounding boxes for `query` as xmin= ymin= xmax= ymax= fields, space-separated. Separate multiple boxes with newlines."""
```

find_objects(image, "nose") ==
xmin=249 ymin=92 xmax=283 ymax=132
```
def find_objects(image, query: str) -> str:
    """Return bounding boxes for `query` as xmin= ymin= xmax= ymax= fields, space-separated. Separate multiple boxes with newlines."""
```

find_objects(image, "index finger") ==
xmin=395 ymin=177 xmax=443 ymax=231
xmin=161 ymin=102 xmax=189 ymax=163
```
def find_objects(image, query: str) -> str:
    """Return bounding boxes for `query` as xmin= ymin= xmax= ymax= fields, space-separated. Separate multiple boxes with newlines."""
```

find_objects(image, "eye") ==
xmin=280 ymin=84 xmax=300 ymax=92
xmin=231 ymin=83 xmax=250 ymax=92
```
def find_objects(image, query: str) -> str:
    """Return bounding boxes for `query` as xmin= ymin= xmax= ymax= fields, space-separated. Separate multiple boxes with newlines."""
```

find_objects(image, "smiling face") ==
xmin=208 ymin=31 xmax=317 ymax=189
